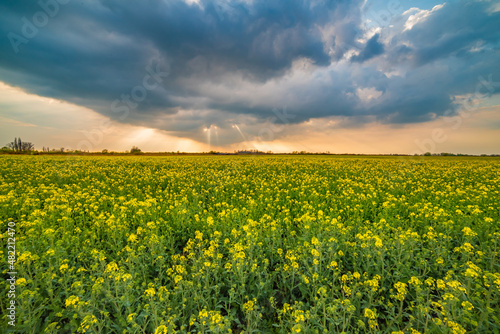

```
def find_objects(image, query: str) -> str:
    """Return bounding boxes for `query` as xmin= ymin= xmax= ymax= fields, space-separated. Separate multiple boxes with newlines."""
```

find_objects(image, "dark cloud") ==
xmin=0 ymin=0 xmax=499 ymax=145
xmin=351 ymin=33 xmax=384 ymax=63
xmin=389 ymin=2 xmax=500 ymax=67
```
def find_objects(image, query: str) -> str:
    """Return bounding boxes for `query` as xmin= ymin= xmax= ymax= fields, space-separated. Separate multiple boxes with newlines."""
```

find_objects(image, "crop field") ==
xmin=1 ymin=155 xmax=499 ymax=333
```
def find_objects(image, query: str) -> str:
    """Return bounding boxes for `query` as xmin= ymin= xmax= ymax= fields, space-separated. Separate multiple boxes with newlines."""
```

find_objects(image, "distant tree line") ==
xmin=5 ymin=137 xmax=34 ymax=152
xmin=1 ymin=139 xmax=499 ymax=156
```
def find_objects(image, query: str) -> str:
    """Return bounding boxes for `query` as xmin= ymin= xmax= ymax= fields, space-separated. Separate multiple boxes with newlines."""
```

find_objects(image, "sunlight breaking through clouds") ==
xmin=0 ymin=0 xmax=499 ymax=153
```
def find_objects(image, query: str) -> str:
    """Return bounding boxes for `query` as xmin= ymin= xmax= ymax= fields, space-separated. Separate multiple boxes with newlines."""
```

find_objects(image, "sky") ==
xmin=1 ymin=0 xmax=499 ymax=154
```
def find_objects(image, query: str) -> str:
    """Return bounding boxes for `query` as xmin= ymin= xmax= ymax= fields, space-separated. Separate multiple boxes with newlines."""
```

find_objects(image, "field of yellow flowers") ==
xmin=1 ymin=155 xmax=499 ymax=333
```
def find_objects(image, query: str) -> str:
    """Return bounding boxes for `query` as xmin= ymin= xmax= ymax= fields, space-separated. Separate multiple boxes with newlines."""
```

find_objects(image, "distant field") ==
xmin=1 ymin=155 xmax=499 ymax=333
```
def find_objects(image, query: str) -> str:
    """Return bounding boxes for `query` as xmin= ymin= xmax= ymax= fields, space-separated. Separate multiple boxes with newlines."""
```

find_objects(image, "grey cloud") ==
xmin=351 ymin=33 xmax=384 ymax=63
xmin=0 ymin=0 xmax=499 ymax=146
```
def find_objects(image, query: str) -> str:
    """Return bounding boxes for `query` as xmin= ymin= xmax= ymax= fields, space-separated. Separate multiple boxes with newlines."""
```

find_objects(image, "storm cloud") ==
xmin=1 ymin=0 xmax=499 ymax=144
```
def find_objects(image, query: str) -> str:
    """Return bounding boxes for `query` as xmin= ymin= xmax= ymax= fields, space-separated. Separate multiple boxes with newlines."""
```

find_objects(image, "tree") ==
xmin=130 ymin=146 xmax=142 ymax=154
xmin=10 ymin=138 xmax=19 ymax=151
xmin=21 ymin=141 xmax=34 ymax=151
xmin=9 ymin=138 xmax=33 ymax=152
xmin=7 ymin=137 xmax=34 ymax=152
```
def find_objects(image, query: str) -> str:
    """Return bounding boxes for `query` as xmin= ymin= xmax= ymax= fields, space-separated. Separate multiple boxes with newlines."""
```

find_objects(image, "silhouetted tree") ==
xmin=130 ymin=146 xmax=142 ymax=154
xmin=12 ymin=138 xmax=19 ymax=151
xmin=21 ymin=142 xmax=34 ymax=151
xmin=7 ymin=138 xmax=34 ymax=152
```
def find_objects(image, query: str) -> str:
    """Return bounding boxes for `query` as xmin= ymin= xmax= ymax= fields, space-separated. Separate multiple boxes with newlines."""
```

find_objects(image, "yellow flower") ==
xmin=79 ymin=315 xmax=98 ymax=332
xmin=364 ymin=308 xmax=376 ymax=319
xmin=462 ymin=301 xmax=474 ymax=311
xmin=243 ymin=299 xmax=256 ymax=312
xmin=199 ymin=308 xmax=208 ymax=318
xmin=448 ymin=321 xmax=466 ymax=334
xmin=394 ymin=282 xmax=407 ymax=301
xmin=293 ymin=309 xmax=306 ymax=322
xmin=16 ymin=278 xmax=27 ymax=286
xmin=282 ymin=303 xmax=291 ymax=314
xmin=65 ymin=295 xmax=80 ymax=308
xmin=464 ymin=262 xmax=481 ymax=278
xmin=105 ymin=262 xmax=119 ymax=273
xmin=207 ymin=216 xmax=214 ymax=226
xmin=127 ymin=313 xmax=137 ymax=323
xmin=462 ymin=227 xmax=477 ymax=237
xmin=154 ymin=325 xmax=168 ymax=334
xmin=408 ymin=276 xmax=422 ymax=286
xmin=144 ymin=288 xmax=156 ymax=297
xmin=311 ymin=249 xmax=320 ymax=257
xmin=462 ymin=242 xmax=474 ymax=252
xmin=317 ymin=286 xmax=327 ymax=296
